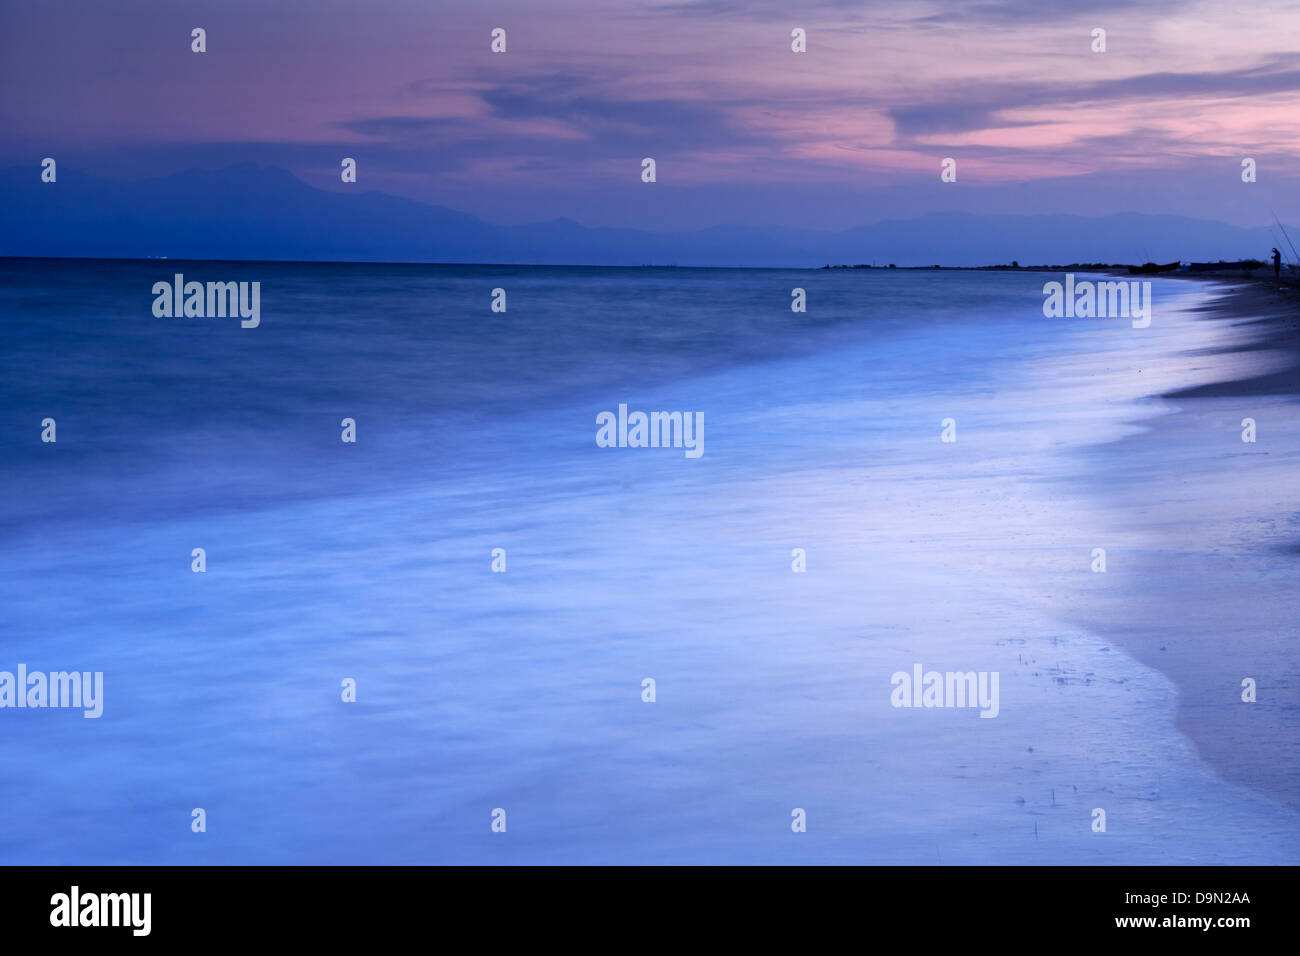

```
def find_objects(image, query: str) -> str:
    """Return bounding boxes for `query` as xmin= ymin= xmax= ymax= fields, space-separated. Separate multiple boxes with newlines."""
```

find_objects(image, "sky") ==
xmin=2 ymin=0 xmax=1299 ymax=231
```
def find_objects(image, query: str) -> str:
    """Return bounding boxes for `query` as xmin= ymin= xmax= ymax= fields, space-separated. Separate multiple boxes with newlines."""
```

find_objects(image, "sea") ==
xmin=0 ymin=259 xmax=1296 ymax=863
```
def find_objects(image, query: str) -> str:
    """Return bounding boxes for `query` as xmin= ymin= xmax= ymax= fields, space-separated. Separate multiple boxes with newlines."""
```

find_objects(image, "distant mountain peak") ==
xmin=0 ymin=165 xmax=1288 ymax=268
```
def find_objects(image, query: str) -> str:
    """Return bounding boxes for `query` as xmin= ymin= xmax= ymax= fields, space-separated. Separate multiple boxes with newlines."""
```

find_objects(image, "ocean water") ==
xmin=0 ymin=260 xmax=1295 ymax=864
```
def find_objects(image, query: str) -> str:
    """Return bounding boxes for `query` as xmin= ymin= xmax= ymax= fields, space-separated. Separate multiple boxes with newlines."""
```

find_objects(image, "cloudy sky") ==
xmin=3 ymin=0 xmax=1299 ymax=230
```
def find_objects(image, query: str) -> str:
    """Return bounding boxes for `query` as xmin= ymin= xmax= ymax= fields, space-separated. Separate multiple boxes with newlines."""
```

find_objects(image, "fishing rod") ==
xmin=1271 ymin=211 xmax=1299 ymax=265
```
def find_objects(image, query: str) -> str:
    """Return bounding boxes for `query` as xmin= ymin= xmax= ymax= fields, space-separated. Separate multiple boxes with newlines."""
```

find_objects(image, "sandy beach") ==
xmin=1067 ymin=276 xmax=1300 ymax=810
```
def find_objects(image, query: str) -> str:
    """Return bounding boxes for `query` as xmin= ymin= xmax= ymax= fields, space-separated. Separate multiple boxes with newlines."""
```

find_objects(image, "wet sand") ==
xmin=1069 ymin=276 xmax=1300 ymax=811
xmin=1165 ymin=278 xmax=1300 ymax=399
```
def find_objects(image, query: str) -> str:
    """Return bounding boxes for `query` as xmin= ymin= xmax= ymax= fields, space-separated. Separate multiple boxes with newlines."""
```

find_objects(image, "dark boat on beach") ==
xmin=1127 ymin=261 xmax=1181 ymax=274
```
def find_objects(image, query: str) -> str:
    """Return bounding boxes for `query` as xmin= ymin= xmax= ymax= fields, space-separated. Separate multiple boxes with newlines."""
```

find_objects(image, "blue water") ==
xmin=1 ymin=260 xmax=1296 ymax=863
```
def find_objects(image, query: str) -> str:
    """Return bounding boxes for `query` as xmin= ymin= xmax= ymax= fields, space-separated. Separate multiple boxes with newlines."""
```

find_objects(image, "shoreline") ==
xmin=4 ymin=253 xmax=1297 ymax=278
xmin=1161 ymin=275 xmax=1300 ymax=398
xmin=1067 ymin=276 xmax=1300 ymax=811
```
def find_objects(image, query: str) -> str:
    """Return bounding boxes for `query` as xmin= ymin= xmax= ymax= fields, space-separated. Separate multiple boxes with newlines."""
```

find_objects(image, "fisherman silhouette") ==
xmin=1272 ymin=247 xmax=1282 ymax=282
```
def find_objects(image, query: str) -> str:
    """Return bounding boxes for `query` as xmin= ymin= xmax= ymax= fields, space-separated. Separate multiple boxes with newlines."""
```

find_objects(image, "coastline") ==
xmin=1162 ymin=276 xmax=1300 ymax=399
xmin=1067 ymin=276 xmax=1300 ymax=811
